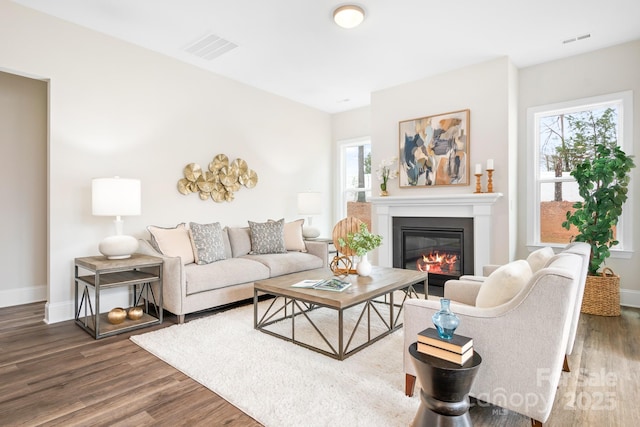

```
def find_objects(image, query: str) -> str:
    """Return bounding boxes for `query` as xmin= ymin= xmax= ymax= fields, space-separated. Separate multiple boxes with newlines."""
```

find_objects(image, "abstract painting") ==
xmin=399 ymin=109 xmax=470 ymax=187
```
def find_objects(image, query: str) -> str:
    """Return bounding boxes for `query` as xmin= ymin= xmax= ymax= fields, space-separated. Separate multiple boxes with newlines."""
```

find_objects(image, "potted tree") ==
xmin=338 ymin=222 xmax=382 ymax=277
xmin=562 ymin=108 xmax=635 ymax=316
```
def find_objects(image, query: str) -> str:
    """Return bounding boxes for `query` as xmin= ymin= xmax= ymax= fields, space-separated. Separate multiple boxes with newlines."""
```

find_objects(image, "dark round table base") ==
xmin=409 ymin=342 xmax=482 ymax=427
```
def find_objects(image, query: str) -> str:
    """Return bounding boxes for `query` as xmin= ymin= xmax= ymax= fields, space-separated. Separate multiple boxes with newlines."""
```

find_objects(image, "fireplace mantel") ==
xmin=370 ymin=193 xmax=503 ymax=274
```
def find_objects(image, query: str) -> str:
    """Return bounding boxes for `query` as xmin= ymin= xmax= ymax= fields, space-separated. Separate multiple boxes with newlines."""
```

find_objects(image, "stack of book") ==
xmin=417 ymin=328 xmax=474 ymax=365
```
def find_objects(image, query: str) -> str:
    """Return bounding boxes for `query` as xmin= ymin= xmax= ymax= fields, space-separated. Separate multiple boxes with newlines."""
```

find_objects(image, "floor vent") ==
xmin=184 ymin=33 xmax=238 ymax=60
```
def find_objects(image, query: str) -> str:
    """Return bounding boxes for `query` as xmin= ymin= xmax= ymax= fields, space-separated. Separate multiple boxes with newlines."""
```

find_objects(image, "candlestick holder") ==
xmin=474 ymin=173 xmax=483 ymax=193
xmin=486 ymin=169 xmax=494 ymax=193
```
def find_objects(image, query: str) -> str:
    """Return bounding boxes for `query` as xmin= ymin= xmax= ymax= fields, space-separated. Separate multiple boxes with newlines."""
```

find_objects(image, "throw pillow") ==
xmin=526 ymin=246 xmax=555 ymax=273
xmin=269 ymin=219 xmax=307 ymax=252
xmin=248 ymin=219 xmax=287 ymax=254
xmin=189 ymin=222 xmax=226 ymax=264
xmin=227 ymin=227 xmax=252 ymax=258
xmin=147 ymin=223 xmax=195 ymax=264
xmin=475 ymin=259 xmax=532 ymax=308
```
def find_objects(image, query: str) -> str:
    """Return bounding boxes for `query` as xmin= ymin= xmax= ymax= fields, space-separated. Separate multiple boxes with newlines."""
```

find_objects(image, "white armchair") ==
xmin=445 ymin=242 xmax=591 ymax=372
xmin=403 ymin=253 xmax=583 ymax=425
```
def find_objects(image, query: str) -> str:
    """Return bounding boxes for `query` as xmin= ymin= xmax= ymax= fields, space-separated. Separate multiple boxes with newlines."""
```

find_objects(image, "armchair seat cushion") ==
xmin=475 ymin=259 xmax=532 ymax=308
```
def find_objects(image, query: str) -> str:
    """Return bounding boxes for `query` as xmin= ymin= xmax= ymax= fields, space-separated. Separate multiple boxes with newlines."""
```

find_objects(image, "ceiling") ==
xmin=13 ymin=0 xmax=640 ymax=113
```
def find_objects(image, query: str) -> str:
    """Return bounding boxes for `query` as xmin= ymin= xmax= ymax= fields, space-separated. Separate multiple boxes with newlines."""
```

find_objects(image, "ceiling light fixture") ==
xmin=333 ymin=5 xmax=365 ymax=29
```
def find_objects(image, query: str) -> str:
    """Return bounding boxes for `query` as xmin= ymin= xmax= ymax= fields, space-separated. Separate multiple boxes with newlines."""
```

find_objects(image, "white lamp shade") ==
xmin=92 ymin=177 xmax=141 ymax=216
xmin=297 ymin=192 xmax=322 ymax=215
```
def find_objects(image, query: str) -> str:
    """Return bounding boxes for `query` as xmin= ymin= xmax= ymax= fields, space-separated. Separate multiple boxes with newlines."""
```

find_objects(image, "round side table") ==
xmin=409 ymin=342 xmax=482 ymax=427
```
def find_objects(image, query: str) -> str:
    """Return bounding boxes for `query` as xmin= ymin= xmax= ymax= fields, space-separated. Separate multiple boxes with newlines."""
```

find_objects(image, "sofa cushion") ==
xmin=189 ymin=222 xmax=226 ymax=264
xmin=248 ymin=219 xmax=287 ymax=254
xmin=147 ymin=223 xmax=195 ymax=265
xmin=185 ymin=258 xmax=270 ymax=295
xmin=475 ymin=259 xmax=532 ymax=308
xmin=281 ymin=219 xmax=307 ymax=252
xmin=526 ymin=246 xmax=555 ymax=273
xmin=242 ymin=252 xmax=323 ymax=277
xmin=221 ymin=228 xmax=233 ymax=259
xmin=227 ymin=227 xmax=252 ymax=258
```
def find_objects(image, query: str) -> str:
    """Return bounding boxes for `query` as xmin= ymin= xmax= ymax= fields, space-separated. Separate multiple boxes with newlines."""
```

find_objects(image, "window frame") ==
xmin=335 ymin=136 xmax=371 ymax=222
xmin=526 ymin=90 xmax=634 ymax=258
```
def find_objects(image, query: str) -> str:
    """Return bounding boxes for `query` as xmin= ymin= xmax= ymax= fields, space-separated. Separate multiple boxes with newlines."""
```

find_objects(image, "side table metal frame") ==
xmin=74 ymin=255 xmax=163 ymax=339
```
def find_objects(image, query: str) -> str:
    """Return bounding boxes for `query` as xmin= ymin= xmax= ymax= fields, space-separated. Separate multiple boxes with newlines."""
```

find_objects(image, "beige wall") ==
xmin=518 ymin=39 xmax=640 ymax=304
xmin=0 ymin=1 xmax=332 ymax=322
xmin=0 ymin=71 xmax=47 ymax=306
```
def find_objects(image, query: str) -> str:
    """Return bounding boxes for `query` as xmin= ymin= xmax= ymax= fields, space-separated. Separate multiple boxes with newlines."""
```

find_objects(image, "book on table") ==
xmin=417 ymin=328 xmax=473 ymax=354
xmin=291 ymin=277 xmax=351 ymax=292
xmin=417 ymin=342 xmax=474 ymax=365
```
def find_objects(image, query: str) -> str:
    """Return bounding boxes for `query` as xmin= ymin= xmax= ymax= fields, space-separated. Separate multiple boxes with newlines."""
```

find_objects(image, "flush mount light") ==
xmin=333 ymin=5 xmax=365 ymax=29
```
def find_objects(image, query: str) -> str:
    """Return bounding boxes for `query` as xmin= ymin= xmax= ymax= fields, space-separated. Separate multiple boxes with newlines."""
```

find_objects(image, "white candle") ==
xmin=475 ymin=164 xmax=481 ymax=174
xmin=487 ymin=159 xmax=494 ymax=170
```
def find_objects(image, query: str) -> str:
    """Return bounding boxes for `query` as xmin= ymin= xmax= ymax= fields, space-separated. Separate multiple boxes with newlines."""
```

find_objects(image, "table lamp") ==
xmin=297 ymin=192 xmax=321 ymax=238
xmin=92 ymin=177 xmax=141 ymax=259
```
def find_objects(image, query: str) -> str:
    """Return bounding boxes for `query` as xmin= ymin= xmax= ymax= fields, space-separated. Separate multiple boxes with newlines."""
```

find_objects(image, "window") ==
xmin=336 ymin=138 xmax=371 ymax=220
xmin=527 ymin=91 xmax=633 ymax=256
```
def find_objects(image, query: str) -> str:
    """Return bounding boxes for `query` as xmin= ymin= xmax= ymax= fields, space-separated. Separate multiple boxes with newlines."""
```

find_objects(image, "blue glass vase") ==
xmin=432 ymin=298 xmax=460 ymax=340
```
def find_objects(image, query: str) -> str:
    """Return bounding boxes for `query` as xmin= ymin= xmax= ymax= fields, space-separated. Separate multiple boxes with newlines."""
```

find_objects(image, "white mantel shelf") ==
xmin=370 ymin=192 xmax=503 ymax=275
xmin=370 ymin=193 xmax=503 ymax=207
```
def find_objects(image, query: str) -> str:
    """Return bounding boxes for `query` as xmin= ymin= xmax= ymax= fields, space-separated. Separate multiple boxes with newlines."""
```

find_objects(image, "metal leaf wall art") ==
xmin=177 ymin=154 xmax=258 ymax=202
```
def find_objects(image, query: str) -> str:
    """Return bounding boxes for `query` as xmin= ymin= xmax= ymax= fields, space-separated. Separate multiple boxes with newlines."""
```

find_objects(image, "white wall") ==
xmin=518 ymin=39 xmax=640 ymax=304
xmin=0 ymin=71 xmax=47 ymax=306
xmin=369 ymin=57 xmax=517 ymax=265
xmin=0 ymin=1 xmax=332 ymax=322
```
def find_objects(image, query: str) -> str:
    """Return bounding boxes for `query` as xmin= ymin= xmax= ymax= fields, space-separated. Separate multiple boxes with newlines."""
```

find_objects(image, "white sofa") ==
xmin=403 ymin=249 xmax=586 ymax=425
xmin=138 ymin=222 xmax=328 ymax=323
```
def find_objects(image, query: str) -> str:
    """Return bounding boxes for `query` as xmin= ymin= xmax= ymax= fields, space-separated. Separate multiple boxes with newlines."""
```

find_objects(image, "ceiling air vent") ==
xmin=562 ymin=33 xmax=591 ymax=45
xmin=184 ymin=33 xmax=238 ymax=60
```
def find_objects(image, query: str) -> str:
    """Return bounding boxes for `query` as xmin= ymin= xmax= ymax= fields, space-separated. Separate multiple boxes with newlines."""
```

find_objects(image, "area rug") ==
xmin=130 ymin=300 xmax=420 ymax=427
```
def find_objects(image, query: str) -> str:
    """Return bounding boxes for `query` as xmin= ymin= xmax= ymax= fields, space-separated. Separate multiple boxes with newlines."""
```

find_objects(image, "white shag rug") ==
xmin=130 ymin=300 xmax=420 ymax=427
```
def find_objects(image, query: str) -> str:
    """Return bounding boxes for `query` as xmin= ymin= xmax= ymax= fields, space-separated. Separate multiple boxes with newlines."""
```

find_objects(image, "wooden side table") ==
xmin=74 ymin=254 xmax=163 ymax=339
xmin=409 ymin=342 xmax=482 ymax=427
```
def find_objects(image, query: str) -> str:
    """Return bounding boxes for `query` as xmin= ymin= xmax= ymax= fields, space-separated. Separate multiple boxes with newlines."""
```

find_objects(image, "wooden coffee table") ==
xmin=253 ymin=266 xmax=428 ymax=360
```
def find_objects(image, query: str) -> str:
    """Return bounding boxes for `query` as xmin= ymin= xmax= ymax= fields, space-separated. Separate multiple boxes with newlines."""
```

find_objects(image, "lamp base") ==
xmin=98 ymin=235 xmax=139 ymax=260
xmin=302 ymin=226 xmax=320 ymax=239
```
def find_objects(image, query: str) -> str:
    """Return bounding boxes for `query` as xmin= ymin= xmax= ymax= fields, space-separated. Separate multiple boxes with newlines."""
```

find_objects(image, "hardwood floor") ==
xmin=0 ymin=303 xmax=260 ymax=427
xmin=1 ymin=302 xmax=638 ymax=426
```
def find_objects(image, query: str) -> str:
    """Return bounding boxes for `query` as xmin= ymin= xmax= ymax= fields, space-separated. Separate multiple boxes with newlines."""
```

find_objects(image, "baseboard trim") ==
xmin=0 ymin=285 xmax=46 ymax=308
xmin=621 ymin=288 xmax=640 ymax=308
xmin=44 ymin=300 xmax=74 ymax=324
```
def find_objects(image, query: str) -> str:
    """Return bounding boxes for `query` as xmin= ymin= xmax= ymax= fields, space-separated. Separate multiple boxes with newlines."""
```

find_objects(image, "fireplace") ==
xmin=393 ymin=217 xmax=474 ymax=287
xmin=370 ymin=193 xmax=502 ymax=290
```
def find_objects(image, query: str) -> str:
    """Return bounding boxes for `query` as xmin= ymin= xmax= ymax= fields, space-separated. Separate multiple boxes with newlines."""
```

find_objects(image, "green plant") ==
xmin=562 ymin=111 xmax=635 ymax=275
xmin=338 ymin=223 xmax=382 ymax=257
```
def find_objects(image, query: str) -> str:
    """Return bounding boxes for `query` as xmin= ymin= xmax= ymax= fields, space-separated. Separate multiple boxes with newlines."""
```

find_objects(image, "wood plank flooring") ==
xmin=1 ymin=302 xmax=638 ymax=426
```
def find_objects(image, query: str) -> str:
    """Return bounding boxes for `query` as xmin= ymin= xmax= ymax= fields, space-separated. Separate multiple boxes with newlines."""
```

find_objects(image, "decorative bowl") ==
xmin=107 ymin=307 xmax=127 ymax=324
xmin=128 ymin=306 xmax=144 ymax=320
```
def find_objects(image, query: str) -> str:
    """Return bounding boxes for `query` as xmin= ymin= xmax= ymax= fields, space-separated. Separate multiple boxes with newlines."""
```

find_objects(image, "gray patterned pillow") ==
xmin=248 ymin=219 xmax=287 ymax=254
xmin=189 ymin=222 xmax=227 ymax=264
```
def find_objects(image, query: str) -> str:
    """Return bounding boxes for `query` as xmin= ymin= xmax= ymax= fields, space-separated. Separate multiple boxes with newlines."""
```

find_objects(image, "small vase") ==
xmin=432 ymin=298 xmax=460 ymax=340
xmin=380 ymin=183 xmax=388 ymax=196
xmin=356 ymin=253 xmax=372 ymax=276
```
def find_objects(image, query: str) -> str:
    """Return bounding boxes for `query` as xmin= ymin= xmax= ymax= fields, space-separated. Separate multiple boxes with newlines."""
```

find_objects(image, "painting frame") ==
xmin=398 ymin=109 xmax=470 ymax=188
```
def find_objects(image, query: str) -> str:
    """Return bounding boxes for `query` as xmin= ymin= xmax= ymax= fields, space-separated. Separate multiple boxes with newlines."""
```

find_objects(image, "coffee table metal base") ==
xmin=254 ymin=284 xmax=421 ymax=360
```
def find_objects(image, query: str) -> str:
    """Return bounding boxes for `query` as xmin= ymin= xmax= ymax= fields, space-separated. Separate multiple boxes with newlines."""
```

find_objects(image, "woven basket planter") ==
xmin=581 ymin=268 xmax=621 ymax=316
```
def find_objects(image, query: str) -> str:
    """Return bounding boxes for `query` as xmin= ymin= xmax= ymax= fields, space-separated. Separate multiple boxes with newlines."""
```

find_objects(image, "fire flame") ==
xmin=416 ymin=251 xmax=459 ymax=274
